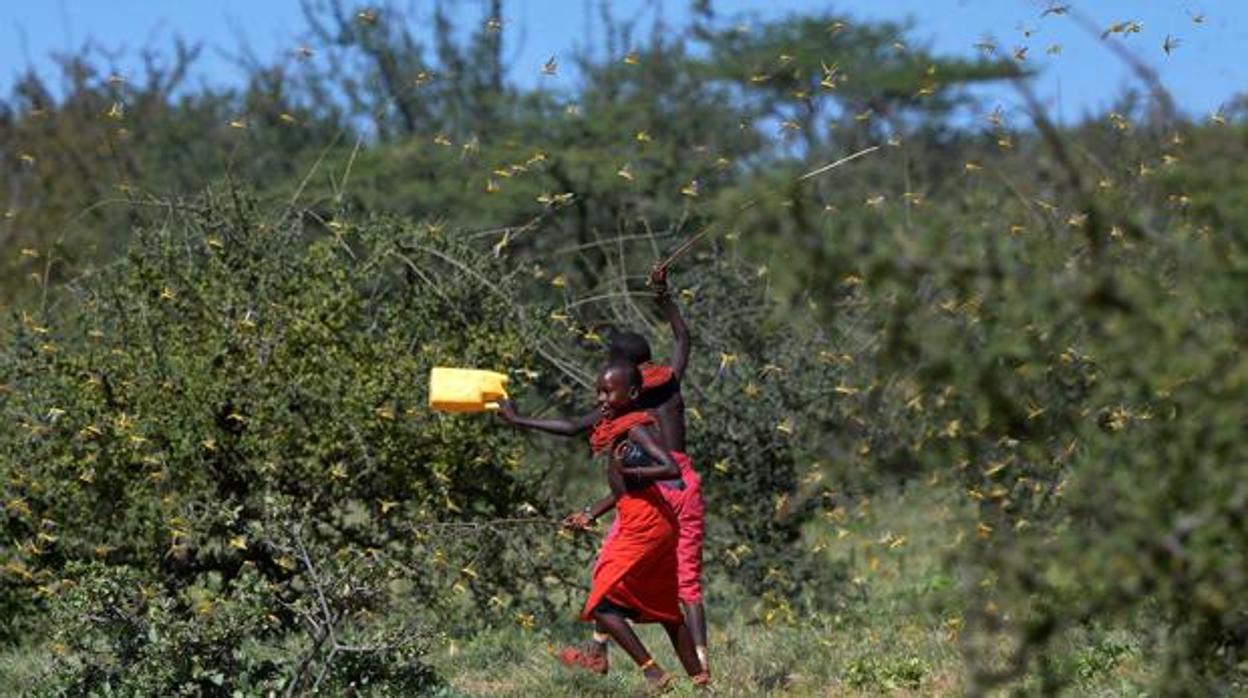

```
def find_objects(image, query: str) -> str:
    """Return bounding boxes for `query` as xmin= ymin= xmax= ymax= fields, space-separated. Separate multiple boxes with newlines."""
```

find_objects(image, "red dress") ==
xmin=580 ymin=411 xmax=682 ymax=624
xmin=598 ymin=364 xmax=706 ymax=604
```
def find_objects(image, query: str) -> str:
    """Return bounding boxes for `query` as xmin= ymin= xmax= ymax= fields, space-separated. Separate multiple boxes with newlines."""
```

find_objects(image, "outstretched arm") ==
xmin=650 ymin=265 xmax=691 ymax=380
xmin=497 ymin=399 xmax=598 ymax=437
xmin=619 ymin=425 xmax=681 ymax=483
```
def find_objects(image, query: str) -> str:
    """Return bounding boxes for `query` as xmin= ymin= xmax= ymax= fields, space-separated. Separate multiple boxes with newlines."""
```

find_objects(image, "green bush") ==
xmin=0 ymin=189 xmax=564 ymax=692
xmin=854 ymin=131 xmax=1248 ymax=693
xmin=1 ymin=185 xmax=848 ymax=690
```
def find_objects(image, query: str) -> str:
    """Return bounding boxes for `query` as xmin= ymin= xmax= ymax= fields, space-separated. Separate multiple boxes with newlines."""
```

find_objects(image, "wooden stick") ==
xmin=795 ymin=145 xmax=881 ymax=182
xmin=656 ymin=224 xmax=714 ymax=271
xmin=655 ymin=145 xmax=883 ymax=271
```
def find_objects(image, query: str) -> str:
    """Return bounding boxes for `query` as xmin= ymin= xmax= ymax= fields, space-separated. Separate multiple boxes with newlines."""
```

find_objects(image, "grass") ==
xmin=0 ymin=482 xmax=1160 ymax=696
xmin=430 ymin=484 xmax=919 ymax=696
xmin=429 ymin=482 xmax=1160 ymax=696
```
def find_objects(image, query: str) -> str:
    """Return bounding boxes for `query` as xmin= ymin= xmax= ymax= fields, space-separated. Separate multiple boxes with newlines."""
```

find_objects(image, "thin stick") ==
xmin=656 ymin=145 xmax=883 ymax=271
xmin=401 ymin=517 xmax=561 ymax=532
xmin=335 ymin=133 xmax=365 ymax=202
xmin=656 ymin=224 xmax=714 ymax=271
xmin=398 ymin=245 xmax=594 ymax=387
xmin=794 ymin=145 xmax=881 ymax=182
xmin=286 ymin=129 xmax=345 ymax=212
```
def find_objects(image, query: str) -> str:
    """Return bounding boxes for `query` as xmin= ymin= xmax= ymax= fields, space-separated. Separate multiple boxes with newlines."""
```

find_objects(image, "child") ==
xmin=498 ymin=266 xmax=709 ymax=671
xmin=612 ymin=266 xmax=708 ymax=672
xmin=572 ymin=361 xmax=707 ymax=692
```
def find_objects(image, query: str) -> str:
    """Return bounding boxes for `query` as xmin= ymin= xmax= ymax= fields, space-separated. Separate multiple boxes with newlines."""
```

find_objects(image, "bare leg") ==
xmin=680 ymin=600 xmax=709 ymax=670
xmin=594 ymin=611 xmax=652 ymax=667
xmin=594 ymin=614 xmax=673 ymax=684
xmin=590 ymin=621 xmax=610 ymax=661
xmin=662 ymin=619 xmax=704 ymax=676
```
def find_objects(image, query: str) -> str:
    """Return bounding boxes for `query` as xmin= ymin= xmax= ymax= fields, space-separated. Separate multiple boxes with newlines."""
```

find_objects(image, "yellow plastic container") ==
xmin=428 ymin=367 xmax=509 ymax=413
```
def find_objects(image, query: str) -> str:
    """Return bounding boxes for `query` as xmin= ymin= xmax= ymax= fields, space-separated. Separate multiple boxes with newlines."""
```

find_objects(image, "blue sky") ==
xmin=3 ymin=1 xmax=1244 ymax=123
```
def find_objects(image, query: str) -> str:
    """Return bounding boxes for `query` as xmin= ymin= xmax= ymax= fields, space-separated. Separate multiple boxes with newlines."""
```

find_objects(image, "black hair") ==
xmin=607 ymin=330 xmax=652 ymax=364
xmin=602 ymin=359 xmax=643 ymax=390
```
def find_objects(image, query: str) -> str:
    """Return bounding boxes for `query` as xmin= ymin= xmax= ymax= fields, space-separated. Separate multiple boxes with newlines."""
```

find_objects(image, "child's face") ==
xmin=596 ymin=370 xmax=638 ymax=418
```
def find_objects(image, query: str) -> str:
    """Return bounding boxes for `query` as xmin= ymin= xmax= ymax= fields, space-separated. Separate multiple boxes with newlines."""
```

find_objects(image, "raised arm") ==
xmin=618 ymin=424 xmax=681 ymax=483
xmin=497 ymin=399 xmax=598 ymax=437
xmin=650 ymin=265 xmax=690 ymax=380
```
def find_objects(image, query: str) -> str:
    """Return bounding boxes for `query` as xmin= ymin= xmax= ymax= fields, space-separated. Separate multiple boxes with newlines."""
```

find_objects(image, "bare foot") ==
xmin=643 ymin=666 xmax=675 ymax=695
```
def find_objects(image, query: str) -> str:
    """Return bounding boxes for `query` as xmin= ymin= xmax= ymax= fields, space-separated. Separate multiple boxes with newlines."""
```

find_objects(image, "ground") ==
xmin=431 ymin=483 xmax=1155 ymax=697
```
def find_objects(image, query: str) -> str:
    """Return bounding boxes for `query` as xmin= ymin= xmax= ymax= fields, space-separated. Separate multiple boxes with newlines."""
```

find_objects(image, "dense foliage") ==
xmin=2 ymin=1 xmax=1247 ymax=694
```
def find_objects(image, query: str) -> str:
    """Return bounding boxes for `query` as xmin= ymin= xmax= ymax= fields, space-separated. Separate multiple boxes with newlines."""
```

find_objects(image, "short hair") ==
xmin=607 ymin=330 xmax=652 ymax=364
xmin=602 ymin=359 xmax=643 ymax=390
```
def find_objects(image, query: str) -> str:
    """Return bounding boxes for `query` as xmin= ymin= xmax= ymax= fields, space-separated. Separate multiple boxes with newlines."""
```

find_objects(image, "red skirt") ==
xmin=580 ymin=486 xmax=681 ymax=624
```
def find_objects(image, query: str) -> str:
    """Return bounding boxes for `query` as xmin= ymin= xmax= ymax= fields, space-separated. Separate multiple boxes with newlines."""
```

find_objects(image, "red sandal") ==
xmin=556 ymin=644 xmax=609 ymax=675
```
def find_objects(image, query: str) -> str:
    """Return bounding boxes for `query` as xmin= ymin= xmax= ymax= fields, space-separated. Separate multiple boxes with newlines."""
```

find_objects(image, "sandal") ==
xmin=644 ymin=671 xmax=676 ymax=695
xmin=557 ymin=644 xmax=608 ymax=675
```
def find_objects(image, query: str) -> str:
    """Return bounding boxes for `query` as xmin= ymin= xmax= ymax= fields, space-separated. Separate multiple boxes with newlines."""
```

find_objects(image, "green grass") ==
xmin=0 ymin=482 xmax=1159 ymax=696
xmin=436 ymin=484 xmax=944 ymax=696
xmin=429 ymin=482 xmax=1159 ymax=696
xmin=0 ymin=645 xmax=49 ymax=694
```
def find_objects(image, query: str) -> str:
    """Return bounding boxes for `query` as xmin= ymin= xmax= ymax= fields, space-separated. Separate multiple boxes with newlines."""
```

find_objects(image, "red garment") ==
xmin=581 ymin=485 xmax=681 ymax=624
xmin=668 ymin=452 xmax=705 ymax=604
xmin=640 ymin=362 xmax=675 ymax=391
xmin=588 ymin=410 xmax=654 ymax=454
xmin=598 ymin=451 xmax=704 ymax=604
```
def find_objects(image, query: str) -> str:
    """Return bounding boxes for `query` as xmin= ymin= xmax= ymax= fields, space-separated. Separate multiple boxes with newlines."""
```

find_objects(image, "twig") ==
xmin=563 ymin=290 xmax=653 ymax=311
xmin=1065 ymin=8 xmax=1176 ymax=124
xmin=396 ymin=516 xmax=561 ymax=534
xmin=287 ymin=130 xmax=345 ymax=213
xmin=552 ymin=230 xmax=678 ymax=256
xmin=292 ymin=525 xmax=336 ymax=649
xmin=336 ymin=133 xmax=364 ymax=203
xmin=399 ymin=244 xmax=593 ymax=387
xmin=284 ymin=524 xmax=344 ymax=698
xmin=794 ymin=145 xmax=882 ymax=182
xmin=654 ymin=145 xmax=883 ymax=273
xmin=656 ymin=224 xmax=714 ymax=271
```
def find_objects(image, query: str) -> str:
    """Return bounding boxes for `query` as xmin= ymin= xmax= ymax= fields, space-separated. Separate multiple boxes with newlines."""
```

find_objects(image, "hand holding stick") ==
xmin=648 ymin=263 xmax=669 ymax=296
xmin=653 ymin=225 xmax=714 ymax=275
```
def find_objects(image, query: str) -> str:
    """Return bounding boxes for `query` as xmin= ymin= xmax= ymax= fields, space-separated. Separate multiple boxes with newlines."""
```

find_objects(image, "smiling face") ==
xmin=596 ymin=363 xmax=640 ymax=418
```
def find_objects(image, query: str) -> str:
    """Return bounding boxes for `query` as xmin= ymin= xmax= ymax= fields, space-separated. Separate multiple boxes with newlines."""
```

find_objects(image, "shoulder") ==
xmin=639 ymin=378 xmax=679 ymax=408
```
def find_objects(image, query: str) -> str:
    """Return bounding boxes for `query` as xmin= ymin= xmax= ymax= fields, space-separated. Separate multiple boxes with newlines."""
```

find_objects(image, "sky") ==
xmin=2 ymin=1 xmax=1245 ymax=123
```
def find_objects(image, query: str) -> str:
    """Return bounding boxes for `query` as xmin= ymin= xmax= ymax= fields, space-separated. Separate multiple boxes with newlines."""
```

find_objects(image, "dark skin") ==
xmin=562 ymin=365 xmax=678 ymax=530
xmin=597 ymin=366 xmax=681 ymax=493
xmin=576 ymin=366 xmax=703 ymax=686
xmin=646 ymin=264 xmax=691 ymax=455
xmin=648 ymin=267 xmax=707 ymax=666
xmin=496 ymin=264 xmax=690 ymax=455
xmin=498 ymin=267 xmax=709 ymax=670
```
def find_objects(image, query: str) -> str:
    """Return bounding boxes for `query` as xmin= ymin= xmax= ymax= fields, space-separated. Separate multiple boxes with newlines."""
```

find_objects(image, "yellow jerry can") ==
xmin=428 ymin=367 xmax=509 ymax=413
